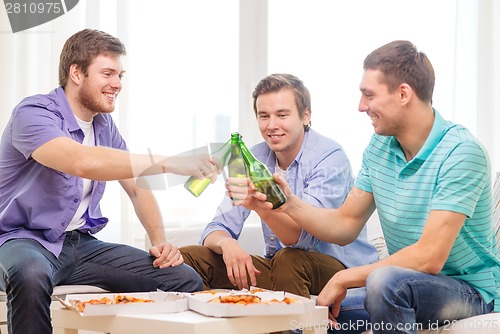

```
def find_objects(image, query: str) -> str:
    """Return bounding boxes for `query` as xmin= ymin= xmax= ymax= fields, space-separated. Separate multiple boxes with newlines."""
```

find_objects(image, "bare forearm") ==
xmin=77 ymin=146 xmax=166 ymax=181
xmin=33 ymin=141 xmax=166 ymax=181
xmin=204 ymin=230 xmax=236 ymax=255
xmin=335 ymin=243 xmax=446 ymax=291
xmin=128 ymin=187 xmax=166 ymax=246
xmin=32 ymin=137 xmax=206 ymax=181
xmin=253 ymin=208 xmax=301 ymax=245
xmin=281 ymin=195 xmax=357 ymax=245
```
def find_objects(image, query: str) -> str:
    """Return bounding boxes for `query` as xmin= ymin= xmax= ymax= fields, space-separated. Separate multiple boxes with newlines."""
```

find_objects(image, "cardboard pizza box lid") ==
xmin=58 ymin=291 xmax=187 ymax=316
xmin=186 ymin=289 xmax=315 ymax=318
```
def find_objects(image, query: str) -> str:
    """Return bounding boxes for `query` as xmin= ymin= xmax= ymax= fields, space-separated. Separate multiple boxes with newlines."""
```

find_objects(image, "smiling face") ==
xmin=74 ymin=54 xmax=124 ymax=120
xmin=358 ymin=69 xmax=404 ymax=136
xmin=255 ymin=87 xmax=310 ymax=167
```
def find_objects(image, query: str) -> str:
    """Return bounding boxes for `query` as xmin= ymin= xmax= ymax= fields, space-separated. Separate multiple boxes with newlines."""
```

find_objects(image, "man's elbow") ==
xmin=421 ymin=255 xmax=446 ymax=275
xmin=72 ymin=157 xmax=105 ymax=180
xmin=335 ymin=234 xmax=358 ymax=246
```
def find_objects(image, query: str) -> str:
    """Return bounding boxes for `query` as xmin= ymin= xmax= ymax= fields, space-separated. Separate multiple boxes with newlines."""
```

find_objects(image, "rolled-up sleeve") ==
xmin=200 ymin=195 xmax=252 ymax=244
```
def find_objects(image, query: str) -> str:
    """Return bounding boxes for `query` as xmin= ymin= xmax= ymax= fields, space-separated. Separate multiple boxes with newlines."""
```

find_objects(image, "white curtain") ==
xmin=454 ymin=0 xmax=500 ymax=174
xmin=0 ymin=0 xmax=499 ymax=247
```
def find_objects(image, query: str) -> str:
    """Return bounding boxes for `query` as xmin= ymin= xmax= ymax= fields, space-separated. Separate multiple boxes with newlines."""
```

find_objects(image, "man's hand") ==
xmin=229 ymin=173 xmax=294 ymax=212
xmin=271 ymin=173 xmax=294 ymax=199
xmin=165 ymin=154 xmax=221 ymax=182
xmin=225 ymin=176 xmax=250 ymax=205
xmin=149 ymin=242 xmax=184 ymax=268
xmin=218 ymin=238 xmax=260 ymax=290
xmin=225 ymin=177 xmax=273 ymax=211
xmin=316 ymin=275 xmax=348 ymax=329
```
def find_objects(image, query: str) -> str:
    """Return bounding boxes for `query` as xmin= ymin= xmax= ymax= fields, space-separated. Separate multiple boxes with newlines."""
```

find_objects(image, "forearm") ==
xmin=253 ymin=208 xmax=301 ymax=245
xmin=281 ymin=195 xmax=357 ymax=245
xmin=33 ymin=141 xmax=165 ymax=181
xmin=129 ymin=188 xmax=166 ymax=246
xmin=203 ymin=230 xmax=237 ymax=255
xmin=33 ymin=138 xmax=184 ymax=181
xmin=78 ymin=146 xmax=166 ymax=181
xmin=335 ymin=243 xmax=446 ymax=291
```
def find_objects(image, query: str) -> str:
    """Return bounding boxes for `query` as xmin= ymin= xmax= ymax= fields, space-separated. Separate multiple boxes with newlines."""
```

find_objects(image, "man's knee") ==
xmin=180 ymin=264 xmax=204 ymax=291
xmin=6 ymin=260 xmax=53 ymax=294
xmin=180 ymin=245 xmax=216 ymax=266
xmin=271 ymin=247 xmax=305 ymax=267
xmin=365 ymin=266 xmax=415 ymax=308
xmin=270 ymin=248 xmax=309 ymax=292
xmin=179 ymin=245 xmax=227 ymax=290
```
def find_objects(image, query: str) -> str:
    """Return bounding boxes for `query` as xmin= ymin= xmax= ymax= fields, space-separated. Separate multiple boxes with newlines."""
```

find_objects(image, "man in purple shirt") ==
xmin=0 ymin=29 xmax=217 ymax=334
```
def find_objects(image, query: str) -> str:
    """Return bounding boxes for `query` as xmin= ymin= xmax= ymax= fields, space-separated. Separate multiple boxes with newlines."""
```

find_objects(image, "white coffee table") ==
xmin=52 ymin=305 xmax=328 ymax=334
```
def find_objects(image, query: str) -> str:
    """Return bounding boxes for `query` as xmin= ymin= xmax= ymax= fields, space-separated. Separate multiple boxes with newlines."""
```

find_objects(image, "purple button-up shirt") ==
xmin=0 ymin=87 xmax=127 ymax=257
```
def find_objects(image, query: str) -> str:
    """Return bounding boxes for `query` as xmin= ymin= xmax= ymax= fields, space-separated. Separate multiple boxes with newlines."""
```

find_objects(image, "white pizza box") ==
xmin=186 ymin=289 xmax=315 ymax=318
xmin=58 ymin=291 xmax=188 ymax=316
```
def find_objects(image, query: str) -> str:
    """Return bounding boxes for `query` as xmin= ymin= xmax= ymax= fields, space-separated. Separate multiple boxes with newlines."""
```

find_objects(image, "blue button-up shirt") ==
xmin=201 ymin=129 xmax=378 ymax=268
xmin=0 ymin=87 xmax=127 ymax=257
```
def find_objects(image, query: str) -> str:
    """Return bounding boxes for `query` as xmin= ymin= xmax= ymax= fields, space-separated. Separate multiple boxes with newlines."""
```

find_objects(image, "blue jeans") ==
xmin=328 ymin=287 xmax=371 ymax=334
xmin=0 ymin=231 xmax=203 ymax=334
xmin=365 ymin=266 xmax=494 ymax=334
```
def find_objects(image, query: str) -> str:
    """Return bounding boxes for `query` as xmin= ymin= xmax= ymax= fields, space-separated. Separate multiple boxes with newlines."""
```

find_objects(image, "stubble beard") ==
xmin=78 ymin=84 xmax=114 ymax=115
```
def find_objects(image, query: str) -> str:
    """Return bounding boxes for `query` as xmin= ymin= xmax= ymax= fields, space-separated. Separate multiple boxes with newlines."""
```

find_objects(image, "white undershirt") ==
xmin=275 ymin=158 xmax=287 ymax=179
xmin=65 ymin=117 xmax=95 ymax=231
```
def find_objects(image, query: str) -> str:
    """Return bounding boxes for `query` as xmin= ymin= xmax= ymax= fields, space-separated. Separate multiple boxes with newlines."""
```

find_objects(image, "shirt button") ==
xmin=73 ymin=198 xmax=78 ymax=203
xmin=61 ymin=222 xmax=66 ymax=226
xmin=270 ymin=237 xmax=275 ymax=241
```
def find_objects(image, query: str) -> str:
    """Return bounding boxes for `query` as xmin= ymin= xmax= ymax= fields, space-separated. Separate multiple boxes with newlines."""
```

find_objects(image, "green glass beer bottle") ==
xmin=238 ymin=137 xmax=286 ymax=209
xmin=227 ymin=133 xmax=247 ymax=179
xmin=184 ymin=175 xmax=211 ymax=197
xmin=184 ymin=139 xmax=231 ymax=197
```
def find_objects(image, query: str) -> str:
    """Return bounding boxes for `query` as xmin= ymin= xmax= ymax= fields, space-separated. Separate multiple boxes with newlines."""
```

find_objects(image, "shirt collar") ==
xmin=414 ymin=108 xmax=447 ymax=162
xmin=389 ymin=108 xmax=447 ymax=163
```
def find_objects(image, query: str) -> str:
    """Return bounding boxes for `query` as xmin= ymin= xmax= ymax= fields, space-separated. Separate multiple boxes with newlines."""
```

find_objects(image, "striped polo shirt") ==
xmin=355 ymin=109 xmax=500 ymax=312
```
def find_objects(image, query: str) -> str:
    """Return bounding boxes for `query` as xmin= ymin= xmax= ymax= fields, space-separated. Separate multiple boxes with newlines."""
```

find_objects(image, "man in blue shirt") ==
xmin=0 ymin=29 xmax=218 ymax=334
xmin=181 ymin=73 xmax=378 ymax=330
xmin=248 ymin=42 xmax=499 ymax=333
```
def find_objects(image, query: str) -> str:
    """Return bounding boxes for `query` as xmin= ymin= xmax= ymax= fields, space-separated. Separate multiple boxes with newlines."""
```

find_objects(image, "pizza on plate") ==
xmin=209 ymin=294 xmax=262 ymax=305
xmin=207 ymin=294 xmax=298 ymax=305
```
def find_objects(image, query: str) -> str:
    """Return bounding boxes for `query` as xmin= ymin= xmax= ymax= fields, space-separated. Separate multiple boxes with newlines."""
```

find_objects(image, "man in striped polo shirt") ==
xmin=242 ymin=40 xmax=499 ymax=333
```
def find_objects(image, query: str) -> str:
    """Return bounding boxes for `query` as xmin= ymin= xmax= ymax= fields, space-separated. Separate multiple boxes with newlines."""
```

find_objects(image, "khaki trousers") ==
xmin=180 ymin=245 xmax=346 ymax=298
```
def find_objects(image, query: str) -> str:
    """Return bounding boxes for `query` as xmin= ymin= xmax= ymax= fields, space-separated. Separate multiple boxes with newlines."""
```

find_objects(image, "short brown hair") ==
xmin=252 ymin=73 xmax=311 ymax=131
xmin=58 ymin=29 xmax=126 ymax=87
xmin=363 ymin=40 xmax=435 ymax=103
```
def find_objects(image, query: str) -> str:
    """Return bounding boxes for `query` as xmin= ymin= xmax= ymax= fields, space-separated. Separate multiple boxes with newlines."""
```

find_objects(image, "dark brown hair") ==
xmin=363 ymin=40 xmax=435 ymax=103
xmin=59 ymin=29 xmax=126 ymax=87
xmin=252 ymin=73 xmax=311 ymax=131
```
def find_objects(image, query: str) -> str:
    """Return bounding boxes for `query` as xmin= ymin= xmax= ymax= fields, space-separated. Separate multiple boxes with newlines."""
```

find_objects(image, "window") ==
xmin=267 ymin=0 xmax=457 ymax=173
xmin=97 ymin=0 xmax=240 ymax=244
